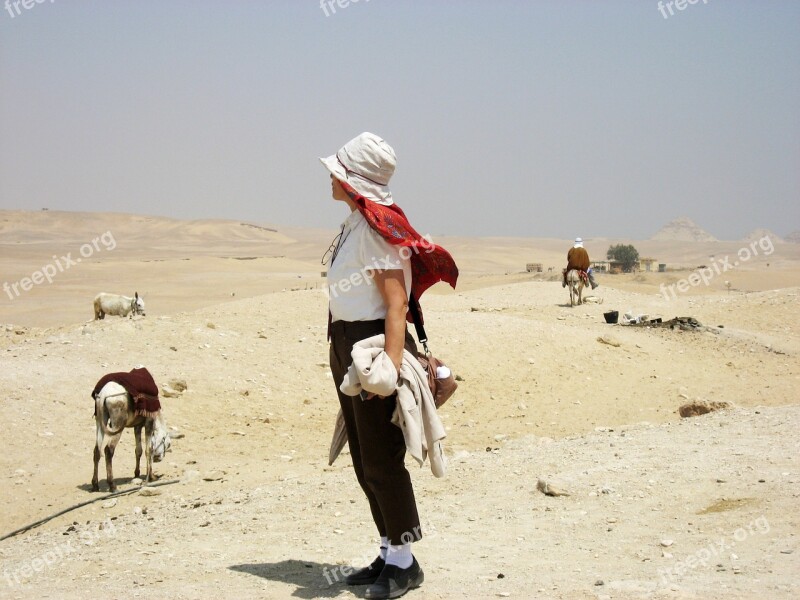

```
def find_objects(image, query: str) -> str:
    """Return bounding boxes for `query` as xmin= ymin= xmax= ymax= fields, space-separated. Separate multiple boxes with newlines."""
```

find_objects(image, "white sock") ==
xmin=379 ymin=536 xmax=388 ymax=560
xmin=385 ymin=543 xmax=413 ymax=569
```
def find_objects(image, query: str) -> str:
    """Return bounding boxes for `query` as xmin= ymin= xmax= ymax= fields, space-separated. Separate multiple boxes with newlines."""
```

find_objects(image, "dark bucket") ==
xmin=603 ymin=310 xmax=619 ymax=324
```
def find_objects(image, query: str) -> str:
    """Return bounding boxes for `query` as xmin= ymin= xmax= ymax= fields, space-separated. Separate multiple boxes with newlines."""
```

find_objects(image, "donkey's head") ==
xmin=150 ymin=413 xmax=171 ymax=462
xmin=132 ymin=292 xmax=146 ymax=316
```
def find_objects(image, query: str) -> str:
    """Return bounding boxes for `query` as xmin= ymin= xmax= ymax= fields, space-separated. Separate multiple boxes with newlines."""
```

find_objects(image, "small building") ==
xmin=609 ymin=260 xmax=640 ymax=274
xmin=526 ymin=263 xmax=543 ymax=273
xmin=640 ymin=257 xmax=657 ymax=272
xmin=591 ymin=261 xmax=610 ymax=273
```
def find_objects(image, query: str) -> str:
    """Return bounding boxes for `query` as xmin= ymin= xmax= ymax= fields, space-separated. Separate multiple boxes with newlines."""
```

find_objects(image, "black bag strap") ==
xmin=408 ymin=294 xmax=430 ymax=356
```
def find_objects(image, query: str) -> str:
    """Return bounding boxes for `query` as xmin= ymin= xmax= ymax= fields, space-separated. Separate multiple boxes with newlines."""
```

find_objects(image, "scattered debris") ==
xmin=679 ymin=400 xmax=733 ymax=418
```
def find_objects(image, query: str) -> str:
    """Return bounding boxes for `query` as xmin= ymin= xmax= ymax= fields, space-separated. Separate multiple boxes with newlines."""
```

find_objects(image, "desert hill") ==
xmin=651 ymin=217 xmax=718 ymax=242
xmin=741 ymin=228 xmax=784 ymax=244
xmin=3 ymin=209 xmax=800 ymax=328
xmin=0 ymin=210 xmax=292 ymax=250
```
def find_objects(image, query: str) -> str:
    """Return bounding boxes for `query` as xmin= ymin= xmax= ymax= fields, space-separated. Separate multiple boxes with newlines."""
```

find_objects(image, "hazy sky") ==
xmin=1 ymin=1 xmax=798 ymax=240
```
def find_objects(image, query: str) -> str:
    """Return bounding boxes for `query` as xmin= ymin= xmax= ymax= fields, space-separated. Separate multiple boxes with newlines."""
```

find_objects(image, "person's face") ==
xmin=330 ymin=175 xmax=349 ymax=202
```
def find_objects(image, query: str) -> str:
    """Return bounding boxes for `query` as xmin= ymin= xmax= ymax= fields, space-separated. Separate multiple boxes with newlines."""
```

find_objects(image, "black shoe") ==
xmin=345 ymin=556 xmax=385 ymax=586
xmin=365 ymin=557 xmax=424 ymax=599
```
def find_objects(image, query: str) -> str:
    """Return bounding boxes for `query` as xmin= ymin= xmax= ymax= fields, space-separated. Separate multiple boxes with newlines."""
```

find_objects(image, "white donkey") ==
xmin=92 ymin=382 xmax=170 ymax=492
xmin=93 ymin=292 xmax=145 ymax=320
xmin=566 ymin=269 xmax=585 ymax=307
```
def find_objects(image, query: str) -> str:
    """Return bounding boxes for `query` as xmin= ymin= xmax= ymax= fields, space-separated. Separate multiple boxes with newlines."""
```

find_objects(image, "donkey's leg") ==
xmin=92 ymin=444 xmax=101 ymax=492
xmin=104 ymin=435 xmax=120 ymax=493
xmin=134 ymin=424 xmax=143 ymax=479
xmin=92 ymin=417 xmax=103 ymax=491
xmin=144 ymin=419 xmax=154 ymax=482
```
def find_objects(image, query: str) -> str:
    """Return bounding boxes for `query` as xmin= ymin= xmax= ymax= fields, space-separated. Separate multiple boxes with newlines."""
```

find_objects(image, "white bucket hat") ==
xmin=574 ymin=237 xmax=584 ymax=248
xmin=320 ymin=132 xmax=396 ymax=205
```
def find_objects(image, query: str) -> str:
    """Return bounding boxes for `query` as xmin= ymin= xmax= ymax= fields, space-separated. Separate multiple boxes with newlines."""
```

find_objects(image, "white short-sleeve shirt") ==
xmin=327 ymin=210 xmax=412 ymax=322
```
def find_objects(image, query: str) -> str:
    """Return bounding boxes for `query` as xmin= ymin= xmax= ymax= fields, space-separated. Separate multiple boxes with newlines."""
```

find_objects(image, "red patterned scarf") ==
xmin=340 ymin=180 xmax=459 ymax=324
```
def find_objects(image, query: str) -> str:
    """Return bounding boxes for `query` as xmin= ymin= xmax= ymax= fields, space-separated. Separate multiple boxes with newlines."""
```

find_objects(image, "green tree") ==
xmin=607 ymin=244 xmax=640 ymax=272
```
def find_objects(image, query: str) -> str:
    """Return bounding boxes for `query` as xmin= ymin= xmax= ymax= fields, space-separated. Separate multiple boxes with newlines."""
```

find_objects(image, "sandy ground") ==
xmin=0 ymin=210 xmax=798 ymax=599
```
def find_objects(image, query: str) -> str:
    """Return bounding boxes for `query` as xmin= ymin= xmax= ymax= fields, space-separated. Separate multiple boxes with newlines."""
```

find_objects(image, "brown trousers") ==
xmin=329 ymin=319 xmax=423 ymax=545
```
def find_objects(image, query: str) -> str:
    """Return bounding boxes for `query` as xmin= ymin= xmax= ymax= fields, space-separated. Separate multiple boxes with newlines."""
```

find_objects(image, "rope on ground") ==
xmin=0 ymin=479 xmax=180 ymax=542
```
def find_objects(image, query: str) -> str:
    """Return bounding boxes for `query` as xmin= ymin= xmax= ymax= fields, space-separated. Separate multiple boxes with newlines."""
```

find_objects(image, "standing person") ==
xmin=563 ymin=237 xmax=598 ymax=289
xmin=320 ymin=132 xmax=457 ymax=599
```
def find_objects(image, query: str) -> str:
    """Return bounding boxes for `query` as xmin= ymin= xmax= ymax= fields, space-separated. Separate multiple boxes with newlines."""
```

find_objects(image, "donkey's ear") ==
xmin=135 ymin=292 xmax=139 ymax=299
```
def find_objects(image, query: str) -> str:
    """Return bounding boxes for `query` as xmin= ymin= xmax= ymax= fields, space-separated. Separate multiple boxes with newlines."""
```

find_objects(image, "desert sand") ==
xmin=0 ymin=210 xmax=798 ymax=600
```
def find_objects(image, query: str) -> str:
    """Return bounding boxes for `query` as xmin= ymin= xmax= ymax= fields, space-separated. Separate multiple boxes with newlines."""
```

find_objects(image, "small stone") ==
xmin=101 ymin=499 xmax=117 ymax=509
xmin=182 ymin=469 xmax=201 ymax=483
xmin=139 ymin=487 xmax=161 ymax=497
xmin=168 ymin=379 xmax=188 ymax=392
xmin=203 ymin=471 xmax=224 ymax=481
xmin=660 ymin=540 xmax=674 ymax=547
xmin=131 ymin=478 xmax=143 ymax=486
xmin=595 ymin=579 xmax=604 ymax=586
xmin=161 ymin=385 xmax=181 ymax=398
xmin=207 ymin=322 xmax=216 ymax=329
xmin=597 ymin=335 xmax=621 ymax=347
xmin=537 ymin=478 xmax=570 ymax=497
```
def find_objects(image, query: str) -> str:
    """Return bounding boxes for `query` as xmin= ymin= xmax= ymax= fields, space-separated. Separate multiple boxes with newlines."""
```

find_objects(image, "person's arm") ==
xmin=371 ymin=269 xmax=408 ymax=372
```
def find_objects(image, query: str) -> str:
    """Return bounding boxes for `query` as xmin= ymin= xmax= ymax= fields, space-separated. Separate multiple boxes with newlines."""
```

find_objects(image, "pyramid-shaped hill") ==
xmin=740 ymin=229 xmax=784 ymax=244
xmin=785 ymin=231 xmax=800 ymax=244
xmin=651 ymin=217 xmax=717 ymax=242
